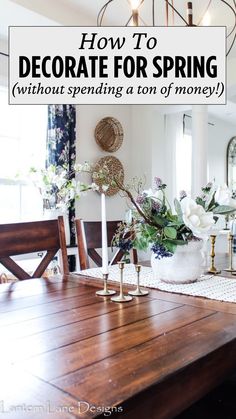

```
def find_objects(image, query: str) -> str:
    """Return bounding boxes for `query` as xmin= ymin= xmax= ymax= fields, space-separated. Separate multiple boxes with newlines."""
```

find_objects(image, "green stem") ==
xmin=114 ymin=178 xmax=160 ymax=229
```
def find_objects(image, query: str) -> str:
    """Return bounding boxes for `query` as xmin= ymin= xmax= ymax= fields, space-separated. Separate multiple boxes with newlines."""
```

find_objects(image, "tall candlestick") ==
xmin=111 ymin=262 xmax=133 ymax=303
xmin=101 ymin=193 xmax=109 ymax=274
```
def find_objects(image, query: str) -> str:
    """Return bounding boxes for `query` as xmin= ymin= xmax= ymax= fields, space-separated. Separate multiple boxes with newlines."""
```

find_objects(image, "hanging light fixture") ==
xmin=97 ymin=0 xmax=236 ymax=56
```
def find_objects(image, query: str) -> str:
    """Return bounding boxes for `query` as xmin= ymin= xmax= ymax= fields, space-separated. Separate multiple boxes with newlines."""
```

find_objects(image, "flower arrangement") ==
xmin=108 ymin=177 xmax=236 ymax=260
xmin=28 ymin=159 xmax=236 ymax=260
xmin=29 ymin=163 xmax=98 ymax=212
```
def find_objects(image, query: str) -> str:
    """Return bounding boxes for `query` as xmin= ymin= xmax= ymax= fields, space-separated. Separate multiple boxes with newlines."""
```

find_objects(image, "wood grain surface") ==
xmin=0 ymin=266 xmax=236 ymax=418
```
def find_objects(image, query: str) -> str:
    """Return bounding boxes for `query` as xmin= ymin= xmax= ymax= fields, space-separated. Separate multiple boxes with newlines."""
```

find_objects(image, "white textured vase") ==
xmin=151 ymin=241 xmax=203 ymax=284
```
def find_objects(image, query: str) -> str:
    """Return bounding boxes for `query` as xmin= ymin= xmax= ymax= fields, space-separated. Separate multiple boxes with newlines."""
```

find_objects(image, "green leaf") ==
xmin=174 ymin=198 xmax=183 ymax=219
xmin=133 ymin=235 xmax=149 ymax=251
xmin=152 ymin=215 xmax=168 ymax=227
xmin=163 ymin=240 xmax=176 ymax=254
xmin=213 ymin=205 xmax=236 ymax=215
xmin=195 ymin=197 xmax=205 ymax=208
xmin=206 ymin=191 xmax=216 ymax=211
xmin=164 ymin=227 xmax=177 ymax=239
xmin=168 ymin=221 xmax=183 ymax=228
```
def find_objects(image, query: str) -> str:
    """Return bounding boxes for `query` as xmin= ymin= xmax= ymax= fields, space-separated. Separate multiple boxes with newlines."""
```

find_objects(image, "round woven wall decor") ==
xmin=95 ymin=117 xmax=123 ymax=152
xmin=92 ymin=156 xmax=124 ymax=196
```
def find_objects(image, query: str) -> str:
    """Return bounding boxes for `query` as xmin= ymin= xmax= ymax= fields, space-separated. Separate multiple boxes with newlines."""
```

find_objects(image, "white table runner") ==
xmin=77 ymin=264 xmax=236 ymax=303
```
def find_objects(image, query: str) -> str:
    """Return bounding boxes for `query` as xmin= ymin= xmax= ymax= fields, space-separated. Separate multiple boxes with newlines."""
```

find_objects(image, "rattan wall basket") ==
xmin=95 ymin=117 xmax=123 ymax=152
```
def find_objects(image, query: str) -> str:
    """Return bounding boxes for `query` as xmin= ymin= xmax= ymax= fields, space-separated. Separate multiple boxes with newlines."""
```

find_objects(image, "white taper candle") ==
xmin=101 ymin=193 xmax=109 ymax=274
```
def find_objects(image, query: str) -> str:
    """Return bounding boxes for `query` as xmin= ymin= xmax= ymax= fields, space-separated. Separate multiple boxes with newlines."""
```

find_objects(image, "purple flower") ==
xmin=179 ymin=190 xmax=187 ymax=200
xmin=152 ymin=201 xmax=161 ymax=212
xmin=154 ymin=177 xmax=163 ymax=189
xmin=151 ymin=243 xmax=173 ymax=259
xmin=117 ymin=239 xmax=133 ymax=252
xmin=136 ymin=193 xmax=146 ymax=205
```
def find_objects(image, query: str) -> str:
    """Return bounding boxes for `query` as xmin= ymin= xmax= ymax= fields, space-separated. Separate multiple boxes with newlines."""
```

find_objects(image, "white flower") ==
xmin=74 ymin=162 xmax=91 ymax=172
xmin=181 ymin=197 xmax=215 ymax=238
xmin=102 ymin=184 xmax=109 ymax=192
xmin=215 ymin=184 xmax=236 ymax=208
xmin=90 ymin=182 xmax=99 ymax=192
xmin=74 ymin=163 xmax=83 ymax=172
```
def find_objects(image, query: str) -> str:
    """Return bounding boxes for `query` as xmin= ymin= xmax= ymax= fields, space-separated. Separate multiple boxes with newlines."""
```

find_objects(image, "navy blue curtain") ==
xmin=47 ymin=105 xmax=76 ymax=269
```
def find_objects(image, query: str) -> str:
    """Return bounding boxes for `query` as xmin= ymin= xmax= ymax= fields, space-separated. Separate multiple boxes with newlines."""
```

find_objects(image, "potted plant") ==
xmin=107 ymin=176 xmax=236 ymax=284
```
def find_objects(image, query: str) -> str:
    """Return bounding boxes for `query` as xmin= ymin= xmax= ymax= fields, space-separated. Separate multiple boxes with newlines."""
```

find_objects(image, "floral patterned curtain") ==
xmin=47 ymin=105 xmax=76 ymax=269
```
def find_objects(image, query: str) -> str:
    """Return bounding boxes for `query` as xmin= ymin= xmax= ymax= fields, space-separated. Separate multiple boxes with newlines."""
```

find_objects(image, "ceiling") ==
xmin=0 ymin=0 xmax=236 ymax=125
xmin=0 ymin=1 xmax=56 ymax=41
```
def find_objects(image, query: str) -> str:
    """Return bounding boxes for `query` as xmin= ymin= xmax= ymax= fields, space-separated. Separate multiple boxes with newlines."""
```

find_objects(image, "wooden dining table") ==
xmin=1 ymin=264 xmax=236 ymax=419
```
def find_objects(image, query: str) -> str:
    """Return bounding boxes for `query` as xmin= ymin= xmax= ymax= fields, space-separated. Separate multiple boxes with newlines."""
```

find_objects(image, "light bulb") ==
xmin=128 ymin=0 xmax=141 ymax=26
xmin=202 ymin=11 xmax=211 ymax=26
xmin=129 ymin=0 xmax=142 ymax=11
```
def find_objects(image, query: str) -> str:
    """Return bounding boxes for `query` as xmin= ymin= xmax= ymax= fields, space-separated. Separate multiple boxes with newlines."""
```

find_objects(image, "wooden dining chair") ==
xmin=75 ymin=219 xmax=138 ymax=270
xmin=0 ymin=216 xmax=69 ymax=280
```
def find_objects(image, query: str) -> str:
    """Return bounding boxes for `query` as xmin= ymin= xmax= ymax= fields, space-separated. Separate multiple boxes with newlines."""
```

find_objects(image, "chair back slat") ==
xmin=110 ymin=248 xmax=126 ymax=265
xmin=88 ymin=248 xmax=103 ymax=267
xmin=75 ymin=219 xmax=138 ymax=270
xmin=82 ymin=221 xmax=121 ymax=250
xmin=32 ymin=249 xmax=58 ymax=278
xmin=0 ymin=220 xmax=61 ymax=257
xmin=0 ymin=217 xmax=69 ymax=280
xmin=0 ymin=257 xmax=31 ymax=281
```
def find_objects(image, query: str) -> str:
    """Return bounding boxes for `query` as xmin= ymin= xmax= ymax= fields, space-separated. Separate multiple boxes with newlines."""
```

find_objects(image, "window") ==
xmin=0 ymin=87 xmax=47 ymax=223
xmin=176 ymin=133 xmax=192 ymax=197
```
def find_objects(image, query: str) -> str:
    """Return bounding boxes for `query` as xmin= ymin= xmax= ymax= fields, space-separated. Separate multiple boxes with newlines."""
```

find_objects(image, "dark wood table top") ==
xmin=1 ymin=265 xmax=236 ymax=419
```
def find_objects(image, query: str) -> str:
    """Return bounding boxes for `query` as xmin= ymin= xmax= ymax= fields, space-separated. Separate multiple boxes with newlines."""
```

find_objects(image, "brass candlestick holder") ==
xmin=111 ymin=262 xmax=133 ymax=303
xmin=223 ymin=234 xmax=236 ymax=273
xmin=96 ymin=273 xmax=116 ymax=296
xmin=208 ymin=235 xmax=221 ymax=274
xmin=128 ymin=265 xmax=149 ymax=296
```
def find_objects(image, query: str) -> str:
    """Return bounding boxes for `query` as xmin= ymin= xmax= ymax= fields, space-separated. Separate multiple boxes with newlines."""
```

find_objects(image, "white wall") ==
xmin=76 ymin=105 xmax=170 ymax=222
xmin=76 ymin=105 xmax=133 ymax=221
xmin=130 ymin=106 xmax=153 ymax=185
xmin=130 ymin=106 xmax=166 ymax=189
